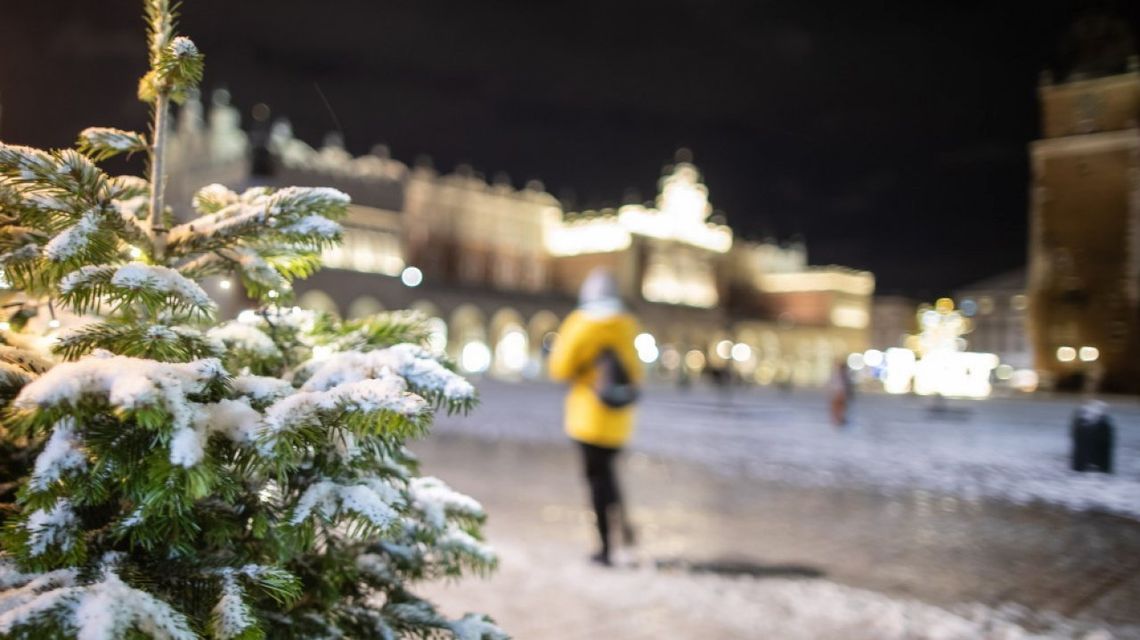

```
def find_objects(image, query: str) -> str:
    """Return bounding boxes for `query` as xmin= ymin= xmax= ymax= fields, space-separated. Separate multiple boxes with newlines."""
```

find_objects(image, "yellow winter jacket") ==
xmin=547 ymin=309 xmax=643 ymax=448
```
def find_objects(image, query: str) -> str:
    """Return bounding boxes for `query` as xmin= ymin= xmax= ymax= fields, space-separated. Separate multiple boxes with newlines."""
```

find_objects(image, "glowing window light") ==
xmin=1078 ymin=346 xmax=1099 ymax=362
xmin=730 ymin=343 xmax=752 ymax=362
xmin=460 ymin=341 xmax=492 ymax=373
xmin=846 ymin=353 xmax=865 ymax=370
xmin=495 ymin=329 xmax=529 ymax=373
xmin=1056 ymin=346 xmax=1076 ymax=362
xmin=830 ymin=305 xmax=869 ymax=329
xmin=715 ymin=340 xmax=733 ymax=360
xmin=755 ymin=270 xmax=875 ymax=296
xmin=543 ymin=219 xmax=632 ymax=256
xmin=401 ymin=266 xmax=423 ymax=287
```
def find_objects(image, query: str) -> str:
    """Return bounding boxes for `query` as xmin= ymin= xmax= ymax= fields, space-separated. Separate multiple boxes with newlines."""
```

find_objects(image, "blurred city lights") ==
xmin=863 ymin=349 xmax=884 ymax=368
xmin=635 ymin=333 xmax=656 ymax=352
xmin=995 ymin=364 xmax=1014 ymax=380
xmin=1011 ymin=369 xmax=1039 ymax=393
xmin=638 ymin=344 xmax=660 ymax=364
xmin=1078 ymin=346 xmax=1099 ymax=362
xmin=715 ymin=339 xmax=733 ymax=360
xmin=426 ymin=318 xmax=448 ymax=354
xmin=846 ymin=352 xmax=865 ymax=371
xmin=684 ymin=349 xmax=706 ymax=370
xmin=730 ymin=342 xmax=752 ymax=362
xmin=1056 ymin=346 xmax=1076 ymax=362
xmin=635 ymin=333 xmax=659 ymax=364
xmin=401 ymin=266 xmax=424 ymax=288
xmin=883 ymin=348 xmax=916 ymax=394
xmin=460 ymin=341 xmax=491 ymax=373
xmin=660 ymin=347 xmax=681 ymax=370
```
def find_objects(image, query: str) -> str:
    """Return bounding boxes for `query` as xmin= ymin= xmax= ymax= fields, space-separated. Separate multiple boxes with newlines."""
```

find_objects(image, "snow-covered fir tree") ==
xmin=0 ymin=1 xmax=505 ymax=638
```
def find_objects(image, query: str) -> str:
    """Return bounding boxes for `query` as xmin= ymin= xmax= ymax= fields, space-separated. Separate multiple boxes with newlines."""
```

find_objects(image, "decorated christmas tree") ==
xmin=0 ymin=1 xmax=504 ymax=638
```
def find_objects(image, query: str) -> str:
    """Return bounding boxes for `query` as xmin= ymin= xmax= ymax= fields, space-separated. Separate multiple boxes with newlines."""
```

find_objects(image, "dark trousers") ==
xmin=578 ymin=442 xmax=623 ymax=555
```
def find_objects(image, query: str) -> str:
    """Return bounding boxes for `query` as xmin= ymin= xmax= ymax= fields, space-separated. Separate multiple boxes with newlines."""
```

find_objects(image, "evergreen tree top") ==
xmin=0 ymin=2 xmax=504 ymax=638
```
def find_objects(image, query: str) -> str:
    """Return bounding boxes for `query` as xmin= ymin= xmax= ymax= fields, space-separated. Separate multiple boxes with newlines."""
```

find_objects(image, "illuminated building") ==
xmin=1028 ymin=15 xmax=1140 ymax=393
xmin=165 ymin=94 xmax=874 ymax=385
xmin=952 ymin=269 xmax=1032 ymax=372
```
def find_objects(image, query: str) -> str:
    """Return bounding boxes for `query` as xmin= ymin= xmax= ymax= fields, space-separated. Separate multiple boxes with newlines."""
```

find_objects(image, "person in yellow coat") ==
xmin=547 ymin=268 xmax=643 ymax=566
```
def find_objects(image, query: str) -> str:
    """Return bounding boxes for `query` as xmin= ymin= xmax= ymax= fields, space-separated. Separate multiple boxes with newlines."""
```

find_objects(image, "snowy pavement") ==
xmin=422 ymin=534 xmax=1120 ymax=640
xmin=418 ymin=382 xmax=1140 ymax=638
xmin=434 ymin=381 xmax=1140 ymax=520
xmin=412 ymin=435 xmax=1140 ymax=639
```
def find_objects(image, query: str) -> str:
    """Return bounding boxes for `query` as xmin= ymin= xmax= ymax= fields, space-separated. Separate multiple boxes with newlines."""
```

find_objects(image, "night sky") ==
xmin=2 ymin=1 xmax=1138 ymax=296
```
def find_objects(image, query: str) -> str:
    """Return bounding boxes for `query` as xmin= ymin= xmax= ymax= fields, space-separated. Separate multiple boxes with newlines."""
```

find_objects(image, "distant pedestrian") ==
xmin=1071 ymin=399 xmax=1114 ymax=473
xmin=829 ymin=360 xmax=853 ymax=428
xmin=548 ymin=268 xmax=643 ymax=566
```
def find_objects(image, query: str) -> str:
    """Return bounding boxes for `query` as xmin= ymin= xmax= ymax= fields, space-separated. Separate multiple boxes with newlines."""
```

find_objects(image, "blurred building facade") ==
xmin=869 ymin=296 xmax=918 ymax=351
xmin=1029 ymin=16 xmax=1140 ymax=393
xmin=952 ymin=269 xmax=1032 ymax=371
xmin=166 ymin=92 xmax=874 ymax=386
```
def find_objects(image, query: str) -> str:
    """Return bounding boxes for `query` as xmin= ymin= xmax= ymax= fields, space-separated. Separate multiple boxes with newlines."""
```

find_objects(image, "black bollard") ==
xmin=1071 ymin=400 xmax=1114 ymax=473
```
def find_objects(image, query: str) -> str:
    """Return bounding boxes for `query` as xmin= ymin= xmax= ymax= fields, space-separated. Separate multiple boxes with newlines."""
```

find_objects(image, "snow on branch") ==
xmin=43 ymin=209 xmax=101 ymax=262
xmin=302 ymin=344 xmax=475 ymax=407
xmin=29 ymin=418 xmax=88 ymax=492
xmin=207 ymin=322 xmax=282 ymax=359
xmin=210 ymin=573 xmax=255 ymax=640
xmin=408 ymin=477 xmax=485 ymax=530
xmin=290 ymin=477 xmax=403 ymax=528
xmin=232 ymin=375 xmax=293 ymax=405
xmin=260 ymin=375 xmax=428 ymax=453
xmin=450 ymin=613 xmax=508 ymax=640
xmin=167 ymin=185 xmax=347 ymax=253
xmin=77 ymin=127 xmax=148 ymax=161
xmin=0 ymin=558 xmax=196 ymax=640
xmin=12 ymin=354 xmax=226 ymax=466
xmin=60 ymin=262 xmax=215 ymax=316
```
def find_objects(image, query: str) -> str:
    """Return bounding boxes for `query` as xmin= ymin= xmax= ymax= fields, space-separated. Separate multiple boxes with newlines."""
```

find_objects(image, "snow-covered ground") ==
xmin=436 ymin=382 xmax=1140 ymax=520
xmin=422 ymin=534 xmax=1128 ymax=640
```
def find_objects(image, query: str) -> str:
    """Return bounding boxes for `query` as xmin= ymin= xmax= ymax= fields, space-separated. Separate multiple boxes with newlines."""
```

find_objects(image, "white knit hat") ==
xmin=578 ymin=268 xmax=623 ymax=313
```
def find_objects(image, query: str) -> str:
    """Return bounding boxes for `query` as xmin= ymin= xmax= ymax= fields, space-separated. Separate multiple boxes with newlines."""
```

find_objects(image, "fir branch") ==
xmin=76 ymin=128 xmax=148 ymax=162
